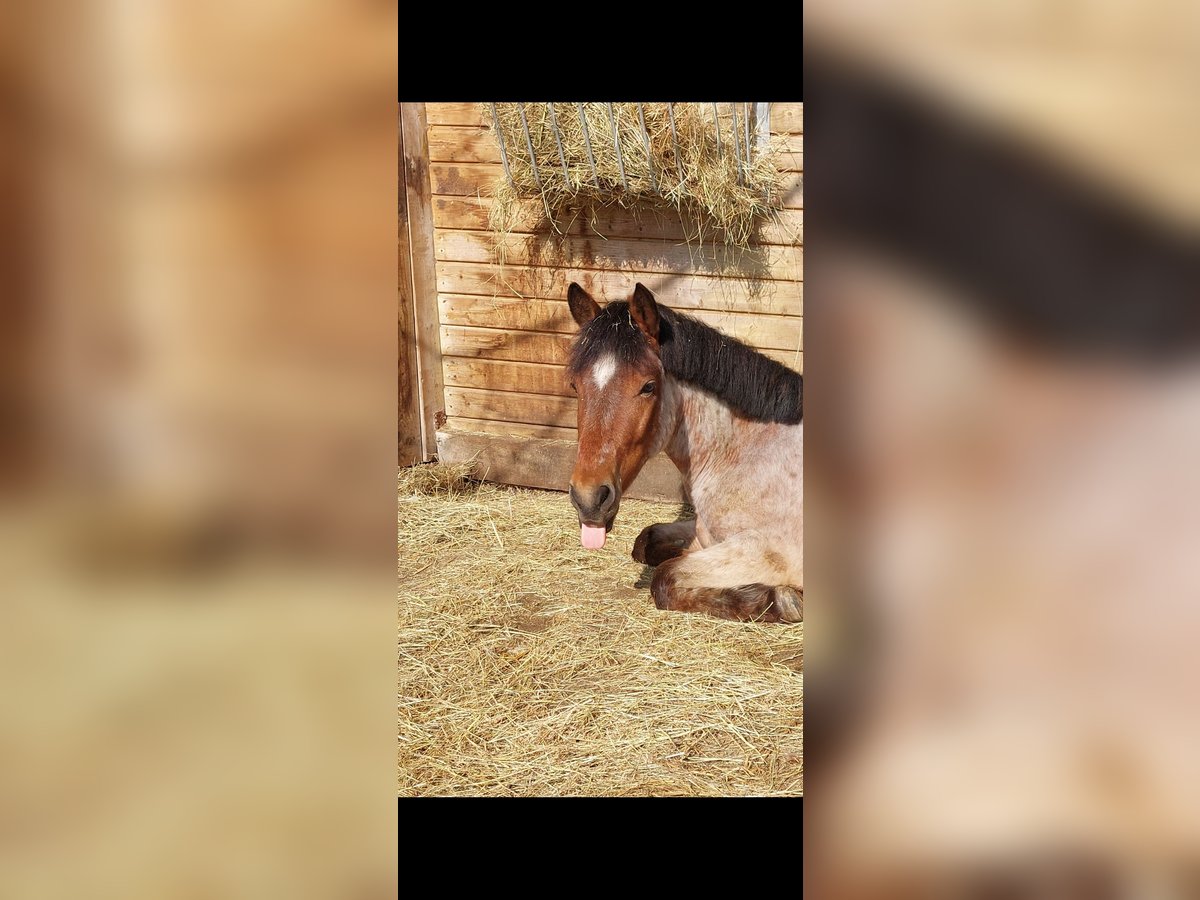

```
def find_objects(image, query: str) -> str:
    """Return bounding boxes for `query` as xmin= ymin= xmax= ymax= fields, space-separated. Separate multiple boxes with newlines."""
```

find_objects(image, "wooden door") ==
xmin=398 ymin=105 xmax=423 ymax=466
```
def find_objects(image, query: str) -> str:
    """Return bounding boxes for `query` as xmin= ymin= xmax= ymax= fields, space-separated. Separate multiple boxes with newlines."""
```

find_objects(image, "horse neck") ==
xmin=655 ymin=376 xmax=738 ymax=478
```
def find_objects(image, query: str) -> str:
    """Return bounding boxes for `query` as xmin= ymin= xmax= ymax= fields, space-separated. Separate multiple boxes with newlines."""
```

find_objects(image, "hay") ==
xmin=485 ymin=103 xmax=787 ymax=251
xmin=396 ymin=460 xmax=476 ymax=498
xmin=398 ymin=463 xmax=803 ymax=796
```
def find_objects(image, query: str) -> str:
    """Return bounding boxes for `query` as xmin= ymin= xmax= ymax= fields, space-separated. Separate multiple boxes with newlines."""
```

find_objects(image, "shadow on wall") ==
xmin=518 ymin=203 xmax=781 ymax=297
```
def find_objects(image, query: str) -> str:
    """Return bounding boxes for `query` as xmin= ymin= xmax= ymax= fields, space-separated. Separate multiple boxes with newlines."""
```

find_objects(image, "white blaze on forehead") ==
xmin=590 ymin=355 xmax=618 ymax=389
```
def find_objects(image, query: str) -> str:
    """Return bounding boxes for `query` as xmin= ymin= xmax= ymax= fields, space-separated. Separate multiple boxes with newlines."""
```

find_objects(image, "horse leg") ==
xmin=632 ymin=519 xmax=698 ymax=567
xmin=650 ymin=538 xmax=803 ymax=623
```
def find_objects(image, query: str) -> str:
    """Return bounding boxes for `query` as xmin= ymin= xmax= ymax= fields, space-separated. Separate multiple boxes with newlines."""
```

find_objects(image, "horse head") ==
xmin=565 ymin=282 xmax=665 ymax=549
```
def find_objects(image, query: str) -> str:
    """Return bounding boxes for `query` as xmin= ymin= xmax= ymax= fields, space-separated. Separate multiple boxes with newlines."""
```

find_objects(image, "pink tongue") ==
xmin=580 ymin=524 xmax=607 ymax=550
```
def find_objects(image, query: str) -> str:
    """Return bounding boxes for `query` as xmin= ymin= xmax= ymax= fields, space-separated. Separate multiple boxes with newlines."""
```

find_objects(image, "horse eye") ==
xmin=569 ymin=381 xmax=577 ymax=392
xmin=639 ymin=381 xmax=656 ymax=396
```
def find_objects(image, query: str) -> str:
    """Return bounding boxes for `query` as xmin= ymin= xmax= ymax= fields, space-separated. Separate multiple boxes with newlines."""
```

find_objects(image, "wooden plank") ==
xmin=429 ymin=162 xmax=505 ymax=197
xmin=441 ymin=325 xmax=802 ymax=371
xmin=781 ymin=170 xmax=803 ymax=209
xmin=441 ymin=325 xmax=572 ymax=364
xmin=426 ymin=102 xmax=487 ymax=127
xmin=435 ymin=228 xmax=802 ymax=282
xmin=401 ymin=102 xmax=445 ymax=458
xmin=428 ymin=126 xmax=501 ymax=163
xmin=397 ymin=107 xmax=423 ymax=466
xmin=436 ymin=430 xmax=685 ymax=502
xmin=770 ymin=103 xmax=803 ymax=134
xmin=775 ymin=349 xmax=804 ymax=373
xmin=431 ymin=196 xmax=803 ymax=246
xmin=435 ymin=263 xmax=803 ymax=314
xmin=444 ymin=357 xmax=572 ymax=397
xmin=432 ymin=195 xmax=497 ymax=230
xmin=779 ymin=134 xmax=804 ymax=154
xmin=776 ymin=151 xmax=803 ymax=173
xmin=445 ymin=386 xmax=576 ymax=428
xmin=445 ymin=343 xmax=807 ymax=399
xmin=444 ymin=416 xmax=577 ymax=442
xmin=439 ymin=295 xmax=803 ymax=350
xmin=772 ymin=134 xmax=803 ymax=173
xmin=668 ymin=308 xmax=801 ymax=353
xmin=441 ymin=293 xmax=575 ymax=334
xmin=444 ymin=348 xmax=803 ymax=400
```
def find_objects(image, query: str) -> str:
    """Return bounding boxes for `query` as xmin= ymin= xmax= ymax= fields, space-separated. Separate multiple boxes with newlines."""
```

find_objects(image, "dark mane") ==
xmin=567 ymin=301 xmax=803 ymax=424
xmin=566 ymin=301 xmax=655 ymax=374
xmin=809 ymin=51 xmax=1200 ymax=361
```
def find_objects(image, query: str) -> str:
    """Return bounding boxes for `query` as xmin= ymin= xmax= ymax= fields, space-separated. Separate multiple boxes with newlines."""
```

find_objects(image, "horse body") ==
xmin=648 ymin=379 xmax=804 ymax=622
xmin=565 ymin=282 xmax=803 ymax=624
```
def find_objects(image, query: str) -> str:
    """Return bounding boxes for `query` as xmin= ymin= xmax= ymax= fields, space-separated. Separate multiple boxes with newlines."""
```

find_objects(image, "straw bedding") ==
xmin=398 ymin=463 xmax=803 ymax=796
xmin=486 ymin=102 xmax=787 ymax=251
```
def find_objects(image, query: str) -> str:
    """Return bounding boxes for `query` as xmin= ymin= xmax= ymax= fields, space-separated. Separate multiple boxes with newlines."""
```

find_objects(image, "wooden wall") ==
xmin=420 ymin=102 xmax=803 ymax=500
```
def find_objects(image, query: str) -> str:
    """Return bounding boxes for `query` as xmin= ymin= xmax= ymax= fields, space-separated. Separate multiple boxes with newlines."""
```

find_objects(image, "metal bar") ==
xmin=667 ymin=102 xmax=683 ymax=186
xmin=516 ymin=103 xmax=554 ymax=221
xmin=636 ymin=102 xmax=659 ymax=194
xmin=744 ymin=102 xmax=752 ymax=162
xmin=711 ymin=102 xmax=722 ymax=159
xmin=730 ymin=103 xmax=745 ymax=184
xmin=608 ymin=102 xmax=628 ymax=191
xmin=577 ymin=103 xmax=600 ymax=188
xmin=516 ymin=104 xmax=542 ymax=190
xmin=547 ymin=103 xmax=570 ymax=183
xmin=756 ymin=102 xmax=772 ymax=201
xmin=755 ymin=102 xmax=771 ymax=153
xmin=490 ymin=102 xmax=514 ymax=187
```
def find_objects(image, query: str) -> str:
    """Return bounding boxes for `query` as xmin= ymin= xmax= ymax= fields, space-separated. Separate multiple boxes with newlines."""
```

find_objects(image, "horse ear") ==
xmin=567 ymin=283 xmax=600 ymax=327
xmin=629 ymin=283 xmax=661 ymax=349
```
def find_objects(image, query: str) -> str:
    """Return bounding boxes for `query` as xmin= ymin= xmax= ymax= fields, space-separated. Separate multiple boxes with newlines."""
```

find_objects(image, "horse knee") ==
xmin=633 ymin=523 xmax=691 ymax=567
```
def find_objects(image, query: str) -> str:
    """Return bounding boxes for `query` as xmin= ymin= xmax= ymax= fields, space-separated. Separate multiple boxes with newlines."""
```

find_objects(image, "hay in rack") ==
xmin=485 ymin=102 xmax=787 ymax=251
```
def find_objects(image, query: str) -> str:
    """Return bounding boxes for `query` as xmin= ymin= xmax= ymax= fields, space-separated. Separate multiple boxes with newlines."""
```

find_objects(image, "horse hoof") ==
xmin=632 ymin=526 xmax=653 ymax=564
xmin=773 ymin=586 xmax=803 ymax=623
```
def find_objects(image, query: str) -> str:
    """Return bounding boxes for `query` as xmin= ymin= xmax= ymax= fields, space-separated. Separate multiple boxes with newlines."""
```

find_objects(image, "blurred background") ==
xmin=804 ymin=3 xmax=1200 ymax=897
xmin=9 ymin=0 xmax=1200 ymax=890
xmin=0 ymin=2 xmax=397 ymax=896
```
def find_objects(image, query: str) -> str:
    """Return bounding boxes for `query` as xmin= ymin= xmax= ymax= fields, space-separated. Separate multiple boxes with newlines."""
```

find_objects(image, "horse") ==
xmin=564 ymin=282 xmax=803 ymax=623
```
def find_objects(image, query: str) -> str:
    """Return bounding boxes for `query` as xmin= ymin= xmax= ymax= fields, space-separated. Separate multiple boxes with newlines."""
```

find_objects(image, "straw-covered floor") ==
xmin=398 ymin=463 xmax=803 ymax=796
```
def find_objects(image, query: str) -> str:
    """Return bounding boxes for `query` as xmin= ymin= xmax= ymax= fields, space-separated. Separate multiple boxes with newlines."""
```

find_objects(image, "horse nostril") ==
xmin=570 ymin=483 xmax=615 ymax=517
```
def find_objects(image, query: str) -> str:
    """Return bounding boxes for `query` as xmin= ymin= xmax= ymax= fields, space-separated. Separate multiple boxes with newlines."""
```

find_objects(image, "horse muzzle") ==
xmin=569 ymin=482 xmax=619 ymax=549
